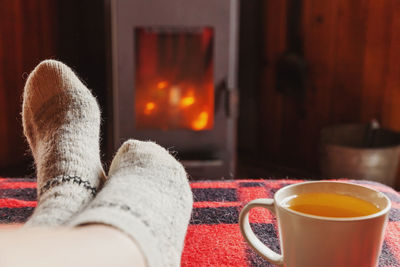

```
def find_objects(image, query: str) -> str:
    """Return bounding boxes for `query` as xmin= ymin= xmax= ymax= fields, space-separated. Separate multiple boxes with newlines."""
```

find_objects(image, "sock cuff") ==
xmin=39 ymin=175 xmax=97 ymax=197
xmin=68 ymin=204 xmax=165 ymax=267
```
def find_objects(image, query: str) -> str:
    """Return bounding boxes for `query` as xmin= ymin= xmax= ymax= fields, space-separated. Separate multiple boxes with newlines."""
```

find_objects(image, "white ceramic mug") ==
xmin=239 ymin=181 xmax=391 ymax=267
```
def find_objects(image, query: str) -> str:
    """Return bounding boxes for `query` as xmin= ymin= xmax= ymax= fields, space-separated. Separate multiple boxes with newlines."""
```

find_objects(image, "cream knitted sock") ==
xmin=68 ymin=140 xmax=193 ymax=267
xmin=22 ymin=59 xmax=105 ymax=227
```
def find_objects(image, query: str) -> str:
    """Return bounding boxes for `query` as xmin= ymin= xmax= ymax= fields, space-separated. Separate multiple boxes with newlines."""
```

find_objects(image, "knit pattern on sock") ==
xmin=22 ymin=60 xmax=105 ymax=226
xmin=69 ymin=140 xmax=193 ymax=267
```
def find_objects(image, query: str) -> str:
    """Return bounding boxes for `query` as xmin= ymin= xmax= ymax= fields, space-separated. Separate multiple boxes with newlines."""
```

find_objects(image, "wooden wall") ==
xmin=2 ymin=0 xmax=400 ymax=182
xmin=0 ymin=0 xmax=108 ymax=177
xmin=253 ymin=0 xmax=400 ymax=178
xmin=0 ymin=0 xmax=58 ymax=176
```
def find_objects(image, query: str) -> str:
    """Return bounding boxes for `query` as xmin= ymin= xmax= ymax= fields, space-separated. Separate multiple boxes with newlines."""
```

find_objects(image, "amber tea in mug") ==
xmin=281 ymin=192 xmax=381 ymax=218
xmin=239 ymin=181 xmax=391 ymax=267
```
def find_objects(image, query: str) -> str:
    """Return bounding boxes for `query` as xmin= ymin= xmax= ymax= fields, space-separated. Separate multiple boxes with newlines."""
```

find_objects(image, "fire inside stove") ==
xmin=134 ymin=27 xmax=214 ymax=131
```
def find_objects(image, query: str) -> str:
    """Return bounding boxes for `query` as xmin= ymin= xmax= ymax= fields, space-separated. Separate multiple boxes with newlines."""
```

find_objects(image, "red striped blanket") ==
xmin=0 ymin=178 xmax=399 ymax=266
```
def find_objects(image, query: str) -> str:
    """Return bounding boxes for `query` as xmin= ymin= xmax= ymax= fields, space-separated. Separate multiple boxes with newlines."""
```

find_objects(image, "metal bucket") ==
xmin=320 ymin=123 xmax=400 ymax=187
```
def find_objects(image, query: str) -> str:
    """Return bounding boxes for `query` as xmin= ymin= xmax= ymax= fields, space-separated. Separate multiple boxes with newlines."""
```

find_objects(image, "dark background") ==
xmin=1 ymin=0 xmax=400 ymax=187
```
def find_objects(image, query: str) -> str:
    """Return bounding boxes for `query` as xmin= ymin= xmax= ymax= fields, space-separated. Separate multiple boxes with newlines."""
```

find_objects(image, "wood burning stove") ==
xmin=108 ymin=0 xmax=239 ymax=179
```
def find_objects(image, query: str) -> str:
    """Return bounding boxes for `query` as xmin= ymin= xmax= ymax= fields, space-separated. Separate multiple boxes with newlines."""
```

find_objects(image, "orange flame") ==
xmin=191 ymin=111 xmax=209 ymax=130
xmin=144 ymin=102 xmax=156 ymax=115
xmin=157 ymin=81 xmax=168 ymax=89
xmin=180 ymin=96 xmax=195 ymax=108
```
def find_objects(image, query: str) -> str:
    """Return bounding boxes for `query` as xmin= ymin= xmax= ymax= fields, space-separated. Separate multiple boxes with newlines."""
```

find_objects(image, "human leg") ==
xmin=9 ymin=140 xmax=193 ymax=267
xmin=0 ymin=225 xmax=146 ymax=267
xmin=19 ymin=60 xmax=193 ymax=267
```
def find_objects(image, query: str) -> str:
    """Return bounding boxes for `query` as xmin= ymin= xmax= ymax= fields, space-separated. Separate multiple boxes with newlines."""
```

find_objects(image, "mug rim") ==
xmin=274 ymin=181 xmax=392 ymax=222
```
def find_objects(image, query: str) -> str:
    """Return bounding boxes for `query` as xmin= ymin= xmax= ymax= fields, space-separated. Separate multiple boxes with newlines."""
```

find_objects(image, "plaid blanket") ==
xmin=0 ymin=178 xmax=399 ymax=266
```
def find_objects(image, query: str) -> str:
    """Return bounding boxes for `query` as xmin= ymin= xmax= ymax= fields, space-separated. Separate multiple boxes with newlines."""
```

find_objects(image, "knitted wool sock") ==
xmin=68 ymin=140 xmax=193 ymax=267
xmin=22 ymin=60 xmax=105 ymax=227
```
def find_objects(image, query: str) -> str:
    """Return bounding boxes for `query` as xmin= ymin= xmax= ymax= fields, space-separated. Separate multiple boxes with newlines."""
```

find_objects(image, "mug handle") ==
xmin=239 ymin=199 xmax=284 ymax=266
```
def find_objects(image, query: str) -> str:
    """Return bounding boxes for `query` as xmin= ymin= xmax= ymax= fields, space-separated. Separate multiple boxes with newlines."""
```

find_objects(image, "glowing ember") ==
xmin=144 ymin=102 xmax=156 ymax=115
xmin=192 ymin=111 xmax=209 ymax=130
xmin=157 ymin=81 xmax=168 ymax=89
xmin=180 ymin=96 xmax=195 ymax=108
